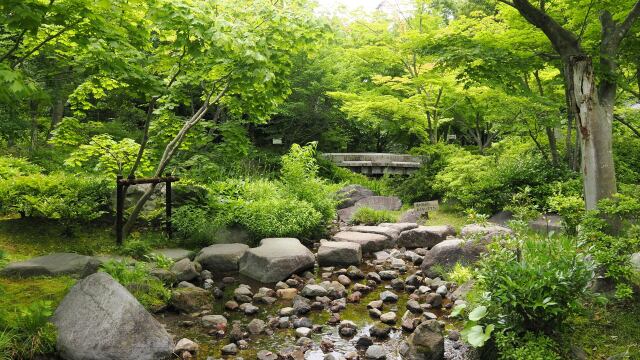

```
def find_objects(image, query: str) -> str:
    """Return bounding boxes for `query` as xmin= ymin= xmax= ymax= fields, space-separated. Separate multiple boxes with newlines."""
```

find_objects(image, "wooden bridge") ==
xmin=322 ymin=153 xmax=422 ymax=175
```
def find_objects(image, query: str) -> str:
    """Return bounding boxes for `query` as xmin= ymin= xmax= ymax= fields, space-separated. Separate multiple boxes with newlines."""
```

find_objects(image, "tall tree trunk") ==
xmin=47 ymin=94 xmax=65 ymax=140
xmin=566 ymin=56 xmax=616 ymax=210
xmin=545 ymin=127 xmax=559 ymax=166
xmin=29 ymin=101 xmax=39 ymax=152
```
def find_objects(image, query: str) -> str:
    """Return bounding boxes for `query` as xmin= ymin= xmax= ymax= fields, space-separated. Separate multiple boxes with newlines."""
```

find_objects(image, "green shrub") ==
xmin=100 ymin=260 xmax=170 ymax=311
xmin=281 ymin=142 xmax=338 ymax=222
xmin=0 ymin=156 xmax=42 ymax=180
xmin=547 ymin=193 xmax=584 ymax=235
xmin=495 ymin=332 xmax=561 ymax=360
xmin=447 ymin=263 xmax=474 ymax=285
xmin=173 ymin=205 xmax=229 ymax=246
xmin=119 ymin=239 xmax=152 ymax=260
xmin=144 ymin=254 xmax=174 ymax=270
xmin=350 ymin=207 xmax=399 ymax=225
xmin=0 ymin=173 xmax=111 ymax=225
xmin=235 ymin=197 xmax=323 ymax=239
xmin=476 ymin=235 xmax=594 ymax=334
xmin=579 ymin=194 xmax=640 ymax=300
xmin=0 ymin=300 xmax=57 ymax=359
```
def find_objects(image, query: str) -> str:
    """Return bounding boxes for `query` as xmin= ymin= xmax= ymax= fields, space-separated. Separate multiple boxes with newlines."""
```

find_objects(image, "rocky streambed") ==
xmin=158 ymin=221 xmax=505 ymax=360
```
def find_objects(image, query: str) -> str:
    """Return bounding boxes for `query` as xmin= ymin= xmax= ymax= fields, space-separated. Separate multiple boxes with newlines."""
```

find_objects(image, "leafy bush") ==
xmin=547 ymin=193 xmax=584 ymax=235
xmin=447 ymin=263 xmax=474 ymax=285
xmin=579 ymin=194 xmax=640 ymax=300
xmin=100 ymin=261 xmax=170 ymax=311
xmin=0 ymin=173 xmax=111 ymax=225
xmin=173 ymin=205 xmax=227 ymax=246
xmin=0 ymin=300 xmax=57 ymax=359
xmin=145 ymin=254 xmax=174 ymax=270
xmin=350 ymin=207 xmax=399 ymax=225
xmin=476 ymin=235 xmax=594 ymax=334
xmin=281 ymin=142 xmax=338 ymax=222
xmin=0 ymin=156 xmax=42 ymax=180
xmin=495 ymin=332 xmax=561 ymax=360
xmin=119 ymin=239 xmax=152 ymax=260
xmin=235 ymin=197 xmax=323 ymax=239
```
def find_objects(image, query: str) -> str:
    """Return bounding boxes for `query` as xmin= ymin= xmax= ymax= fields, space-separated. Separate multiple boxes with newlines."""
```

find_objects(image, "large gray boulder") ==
xmin=170 ymin=258 xmax=200 ymax=282
xmin=355 ymin=196 xmax=402 ymax=211
xmin=317 ymin=240 xmax=362 ymax=266
xmin=52 ymin=272 xmax=173 ymax=360
xmin=460 ymin=223 xmax=512 ymax=241
xmin=332 ymin=231 xmax=392 ymax=253
xmin=421 ymin=238 xmax=487 ymax=277
xmin=0 ymin=253 xmax=100 ymax=278
xmin=348 ymin=225 xmax=401 ymax=241
xmin=336 ymin=185 xmax=375 ymax=209
xmin=195 ymin=243 xmax=250 ymax=272
xmin=397 ymin=225 xmax=456 ymax=249
xmin=399 ymin=320 xmax=444 ymax=360
xmin=239 ymin=238 xmax=315 ymax=283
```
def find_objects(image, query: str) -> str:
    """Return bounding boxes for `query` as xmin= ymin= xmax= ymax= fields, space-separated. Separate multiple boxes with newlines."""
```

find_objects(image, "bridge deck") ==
xmin=322 ymin=153 xmax=422 ymax=175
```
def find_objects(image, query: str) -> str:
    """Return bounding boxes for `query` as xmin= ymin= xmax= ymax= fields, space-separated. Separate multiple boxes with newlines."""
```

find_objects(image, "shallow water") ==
xmin=157 ymin=258 xmax=458 ymax=359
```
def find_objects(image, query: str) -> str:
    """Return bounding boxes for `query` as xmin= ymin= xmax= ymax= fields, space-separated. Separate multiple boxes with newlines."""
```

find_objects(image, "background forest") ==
xmin=1 ymin=0 xmax=640 ymax=359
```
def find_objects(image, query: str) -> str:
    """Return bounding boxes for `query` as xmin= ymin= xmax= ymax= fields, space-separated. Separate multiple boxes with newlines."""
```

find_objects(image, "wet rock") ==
xmin=365 ymin=345 xmax=387 ymax=359
xmin=170 ymin=287 xmax=211 ymax=313
xmin=337 ymin=274 xmax=352 ymax=286
xmin=448 ymin=330 xmax=460 ymax=341
xmin=222 ymin=276 xmax=236 ymax=284
xmin=425 ymin=293 xmax=443 ymax=308
xmin=221 ymin=343 xmax=238 ymax=355
xmin=295 ymin=327 xmax=312 ymax=337
xmin=374 ymin=251 xmax=391 ymax=260
xmin=435 ymin=285 xmax=448 ymax=296
xmin=346 ymin=265 xmax=365 ymax=279
xmin=201 ymin=315 xmax=227 ymax=329
xmin=247 ymin=318 xmax=266 ymax=335
xmin=407 ymin=299 xmax=422 ymax=313
xmin=317 ymin=240 xmax=363 ymax=266
xmin=225 ymin=300 xmax=239 ymax=311
xmin=239 ymin=303 xmax=259 ymax=315
xmin=399 ymin=320 xmax=444 ymax=360
xmin=276 ymin=281 xmax=289 ymax=289
xmin=380 ymin=311 xmax=397 ymax=324
xmin=332 ymin=231 xmax=392 ymax=253
xmin=398 ymin=225 xmax=456 ymax=249
xmin=301 ymin=284 xmax=328 ymax=297
xmin=379 ymin=270 xmax=397 ymax=280
xmin=356 ymin=336 xmax=374 ymax=349
xmin=257 ymin=350 xmax=278 ymax=360
xmin=338 ymin=320 xmax=357 ymax=337
xmin=277 ymin=288 xmax=298 ymax=300
xmin=321 ymin=339 xmax=335 ymax=352
xmin=174 ymin=338 xmax=198 ymax=355
xmin=369 ymin=323 xmax=391 ymax=339
xmin=1 ymin=252 xmax=100 ymax=278
xmin=380 ymin=290 xmax=398 ymax=302
xmin=367 ymin=272 xmax=382 ymax=283
xmin=239 ymin=238 xmax=315 ymax=283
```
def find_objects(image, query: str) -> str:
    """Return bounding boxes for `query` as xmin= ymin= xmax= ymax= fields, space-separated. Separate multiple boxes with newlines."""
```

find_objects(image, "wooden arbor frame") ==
xmin=115 ymin=174 xmax=179 ymax=245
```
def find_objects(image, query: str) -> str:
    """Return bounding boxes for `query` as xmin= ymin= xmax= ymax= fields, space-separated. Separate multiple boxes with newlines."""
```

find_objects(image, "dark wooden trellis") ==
xmin=116 ymin=174 xmax=179 ymax=245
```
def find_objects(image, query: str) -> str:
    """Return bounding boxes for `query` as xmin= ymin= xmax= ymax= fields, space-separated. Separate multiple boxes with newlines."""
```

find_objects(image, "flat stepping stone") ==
xmin=151 ymin=248 xmax=195 ymax=261
xmin=239 ymin=238 xmax=314 ymax=283
xmin=0 ymin=253 xmax=100 ymax=278
xmin=195 ymin=243 xmax=250 ymax=272
xmin=348 ymin=225 xmax=400 ymax=241
xmin=317 ymin=240 xmax=362 ymax=267
xmin=332 ymin=231 xmax=392 ymax=253
xmin=397 ymin=225 xmax=456 ymax=249
xmin=380 ymin=222 xmax=419 ymax=232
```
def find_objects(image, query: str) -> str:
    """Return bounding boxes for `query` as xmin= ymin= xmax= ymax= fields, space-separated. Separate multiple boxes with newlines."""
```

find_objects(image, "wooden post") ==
xmin=165 ymin=173 xmax=172 ymax=239
xmin=116 ymin=175 xmax=124 ymax=245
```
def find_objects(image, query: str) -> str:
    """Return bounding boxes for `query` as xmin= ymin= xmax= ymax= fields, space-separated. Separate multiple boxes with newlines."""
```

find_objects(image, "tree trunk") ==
xmin=30 ymin=101 xmax=39 ymax=151
xmin=545 ymin=127 xmax=559 ymax=166
xmin=566 ymin=56 xmax=617 ymax=210
xmin=47 ymin=95 xmax=65 ymax=140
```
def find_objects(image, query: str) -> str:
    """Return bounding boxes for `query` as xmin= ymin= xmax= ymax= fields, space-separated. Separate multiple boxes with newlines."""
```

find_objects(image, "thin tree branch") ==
xmin=12 ymin=18 xmax=82 ymax=69
xmin=615 ymin=115 xmax=640 ymax=138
